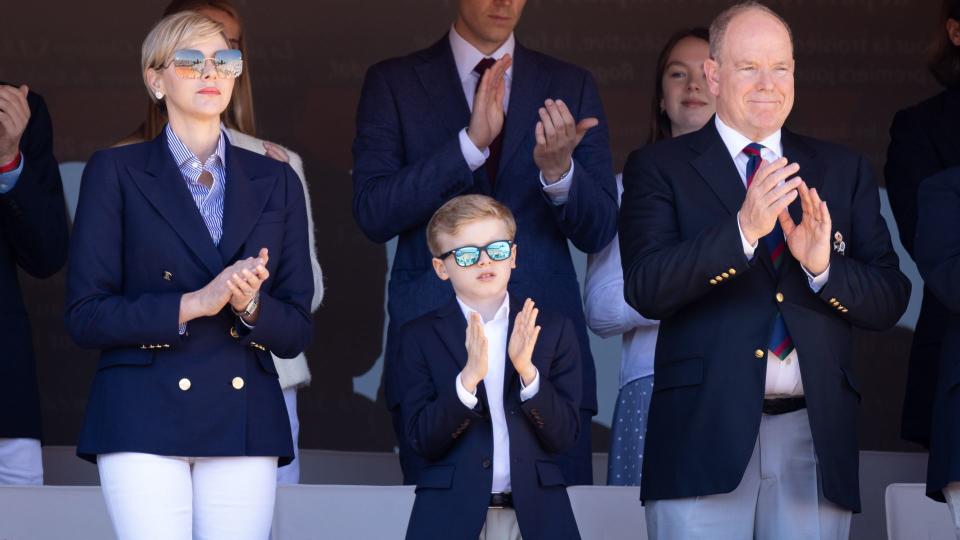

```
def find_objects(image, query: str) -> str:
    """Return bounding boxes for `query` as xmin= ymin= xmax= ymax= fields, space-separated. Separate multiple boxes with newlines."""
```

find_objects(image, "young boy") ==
xmin=398 ymin=195 xmax=583 ymax=540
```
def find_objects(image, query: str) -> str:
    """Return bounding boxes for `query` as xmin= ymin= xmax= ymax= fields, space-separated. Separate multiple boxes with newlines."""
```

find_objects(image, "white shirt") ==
xmin=448 ymin=26 xmax=573 ymax=205
xmin=453 ymin=294 xmax=540 ymax=493
xmin=584 ymin=174 xmax=658 ymax=388
xmin=715 ymin=115 xmax=830 ymax=397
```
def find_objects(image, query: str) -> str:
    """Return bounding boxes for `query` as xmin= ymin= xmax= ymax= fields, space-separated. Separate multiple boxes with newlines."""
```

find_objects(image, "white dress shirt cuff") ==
xmin=539 ymin=161 xmax=575 ymax=206
xmin=456 ymin=373 xmax=479 ymax=409
xmin=238 ymin=316 xmax=256 ymax=329
xmin=736 ymin=211 xmax=758 ymax=260
xmin=459 ymin=128 xmax=489 ymax=172
xmin=803 ymin=264 xmax=830 ymax=293
xmin=0 ymin=155 xmax=25 ymax=194
xmin=519 ymin=368 xmax=540 ymax=401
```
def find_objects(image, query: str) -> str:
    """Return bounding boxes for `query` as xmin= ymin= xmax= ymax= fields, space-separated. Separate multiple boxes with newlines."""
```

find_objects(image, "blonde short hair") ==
xmin=141 ymin=12 xmax=229 ymax=102
xmin=427 ymin=195 xmax=517 ymax=257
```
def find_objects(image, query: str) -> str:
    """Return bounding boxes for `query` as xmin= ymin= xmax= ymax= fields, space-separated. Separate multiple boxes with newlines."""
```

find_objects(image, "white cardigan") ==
xmin=226 ymin=128 xmax=323 ymax=389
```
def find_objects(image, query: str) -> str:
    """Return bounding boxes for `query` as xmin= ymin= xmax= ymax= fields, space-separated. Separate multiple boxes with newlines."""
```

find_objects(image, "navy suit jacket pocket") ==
xmin=536 ymin=460 xmax=566 ymax=487
xmin=653 ymin=356 xmax=703 ymax=392
xmin=415 ymin=464 xmax=455 ymax=492
xmin=96 ymin=349 xmax=154 ymax=371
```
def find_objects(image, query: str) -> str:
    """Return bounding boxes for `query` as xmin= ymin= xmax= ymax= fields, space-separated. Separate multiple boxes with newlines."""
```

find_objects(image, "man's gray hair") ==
xmin=709 ymin=1 xmax=794 ymax=62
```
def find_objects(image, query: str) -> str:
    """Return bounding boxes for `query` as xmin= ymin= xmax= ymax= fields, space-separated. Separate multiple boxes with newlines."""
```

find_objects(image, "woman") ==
xmin=118 ymin=0 xmax=323 ymax=484
xmin=584 ymin=27 xmax=713 ymax=486
xmin=888 ymin=0 xmax=960 ymax=449
xmin=65 ymin=13 xmax=312 ymax=539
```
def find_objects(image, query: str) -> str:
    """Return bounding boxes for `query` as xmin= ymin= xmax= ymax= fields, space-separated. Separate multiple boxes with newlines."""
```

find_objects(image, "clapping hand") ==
xmin=508 ymin=298 xmax=541 ymax=386
xmin=779 ymin=183 xmax=832 ymax=276
xmin=533 ymin=99 xmax=597 ymax=183
xmin=467 ymin=55 xmax=511 ymax=151
xmin=460 ymin=312 xmax=489 ymax=394
xmin=0 ymin=85 xmax=30 ymax=165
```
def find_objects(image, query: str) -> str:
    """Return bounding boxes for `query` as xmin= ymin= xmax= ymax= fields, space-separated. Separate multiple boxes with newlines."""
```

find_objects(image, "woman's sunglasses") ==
xmin=440 ymin=240 xmax=513 ymax=268
xmin=168 ymin=49 xmax=243 ymax=79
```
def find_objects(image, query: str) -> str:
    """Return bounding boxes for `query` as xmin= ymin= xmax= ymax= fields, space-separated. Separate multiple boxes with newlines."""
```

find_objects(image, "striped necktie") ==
xmin=744 ymin=143 xmax=795 ymax=361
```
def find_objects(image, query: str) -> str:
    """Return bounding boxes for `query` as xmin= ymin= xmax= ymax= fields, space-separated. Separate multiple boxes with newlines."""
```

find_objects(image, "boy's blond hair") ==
xmin=427 ymin=195 xmax=517 ymax=256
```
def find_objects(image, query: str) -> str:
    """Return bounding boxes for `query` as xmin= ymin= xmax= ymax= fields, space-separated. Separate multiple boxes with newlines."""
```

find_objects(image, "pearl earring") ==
xmin=154 ymin=90 xmax=164 ymax=100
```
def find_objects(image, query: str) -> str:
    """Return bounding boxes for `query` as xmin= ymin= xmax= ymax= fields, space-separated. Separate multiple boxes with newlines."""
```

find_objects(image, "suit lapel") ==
xmin=414 ymin=37 xmax=473 ymax=141
xmin=502 ymin=297 xmax=524 ymax=398
xmin=216 ymin=144 xmax=277 ymax=264
xmin=690 ymin=121 xmax=748 ymax=217
xmin=434 ymin=298 xmax=469 ymax=372
xmin=497 ymin=43 xmax=549 ymax=190
xmin=128 ymin=133 xmax=224 ymax=277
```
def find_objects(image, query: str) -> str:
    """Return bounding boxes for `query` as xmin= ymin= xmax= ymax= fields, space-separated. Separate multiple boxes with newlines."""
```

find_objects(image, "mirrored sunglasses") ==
xmin=169 ymin=49 xmax=243 ymax=79
xmin=440 ymin=240 xmax=513 ymax=268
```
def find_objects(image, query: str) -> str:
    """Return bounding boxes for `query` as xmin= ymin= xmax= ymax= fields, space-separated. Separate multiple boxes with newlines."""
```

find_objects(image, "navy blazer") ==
xmin=885 ymin=88 xmax=960 ymax=448
xmin=914 ymin=167 xmax=960 ymax=501
xmin=620 ymin=120 xmax=910 ymax=512
xmin=0 ymin=88 xmax=69 ymax=440
xmin=351 ymin=36 xmax=618 ymax=424
xmin=399 ymin=297 xmax=582 ymax=540
xmin=65 ymin=132 xmax=313 ymax=464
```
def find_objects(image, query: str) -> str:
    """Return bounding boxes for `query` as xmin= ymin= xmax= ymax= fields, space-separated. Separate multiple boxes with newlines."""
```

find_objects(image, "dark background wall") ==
xmin=1 ymin=0 xmax=942 ymax=453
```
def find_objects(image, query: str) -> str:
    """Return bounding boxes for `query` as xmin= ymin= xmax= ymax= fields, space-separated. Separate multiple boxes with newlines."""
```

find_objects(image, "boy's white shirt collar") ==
xmin=456 ymin=292 xmax=511 ymax=324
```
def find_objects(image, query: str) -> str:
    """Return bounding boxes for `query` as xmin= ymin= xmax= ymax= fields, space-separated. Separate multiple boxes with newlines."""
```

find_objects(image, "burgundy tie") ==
xmin=474 ymin=57 xmax=503 ymax=189
xmin=744 ymin=143 xmax=795 ymax=360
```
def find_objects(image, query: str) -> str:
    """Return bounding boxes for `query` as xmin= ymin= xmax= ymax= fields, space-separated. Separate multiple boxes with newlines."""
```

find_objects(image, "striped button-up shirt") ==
xmin=165 ymin=123 xmax=227 ymax=245
xmin=166 ymin=124 xmax=229 ymax=335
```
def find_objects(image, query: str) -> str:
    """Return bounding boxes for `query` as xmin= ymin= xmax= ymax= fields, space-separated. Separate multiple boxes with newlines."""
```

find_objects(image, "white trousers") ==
xmin=943 ymin=482 xmax=960 ymax=539
xmin=646 ymin=409 xmax=851 ymax=540
xmin=0 ymin=438 xmax=43 ymax=485
xmin=98 ymin=452 xmax=278 ymax=540
xmin=277 ymin=387 xmax=300 ymax=485
xmin=479 ymin=508 xmax=522 ymax=540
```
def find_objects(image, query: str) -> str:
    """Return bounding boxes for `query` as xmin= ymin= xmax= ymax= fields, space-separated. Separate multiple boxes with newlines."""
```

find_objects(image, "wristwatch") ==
xmin=235 ymin=292 xmax=260 ymax=320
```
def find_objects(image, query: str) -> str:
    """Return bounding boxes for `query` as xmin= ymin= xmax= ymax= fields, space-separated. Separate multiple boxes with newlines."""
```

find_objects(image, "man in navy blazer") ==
xmin=914 ymin=168 xmax=960 ymax=526
xmin=0 ymin=84 xmax=69 ymax=485
xmin=352 ymin=0 xmax=617 ymax=485
xmin=620 ymin=4 xmax=910 ymax=539
xmin=885 ymin=59 xmax=960 ymax=448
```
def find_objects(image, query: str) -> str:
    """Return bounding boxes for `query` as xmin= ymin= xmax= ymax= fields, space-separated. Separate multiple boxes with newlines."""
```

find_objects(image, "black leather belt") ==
xmin=489 ymin=492 xmax=513 ymax=509
xmin=762 ymin=397 xmax=806 ymax=415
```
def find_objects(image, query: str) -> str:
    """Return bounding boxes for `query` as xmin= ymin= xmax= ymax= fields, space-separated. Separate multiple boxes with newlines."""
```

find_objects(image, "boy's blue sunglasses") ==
xmin=440 ymin=240 xmax=513 ymax=267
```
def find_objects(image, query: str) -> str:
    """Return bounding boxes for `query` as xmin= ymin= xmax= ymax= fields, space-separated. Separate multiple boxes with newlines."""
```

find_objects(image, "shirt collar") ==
xmin=165 ymin=123 xmax=227 ymax=171
xmin=448 ymin=25 xmax=515 ymax=84
xmin=456 ymin=293 xmax=511 ymax=325
xmin=714 ymin=114 xmax=783 ymax=161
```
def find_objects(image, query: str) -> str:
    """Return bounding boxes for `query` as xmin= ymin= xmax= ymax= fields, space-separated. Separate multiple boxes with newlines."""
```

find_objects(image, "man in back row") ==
xmin=620 ymin=2 xmax=910 ymax=539
xmin=0 ymin=83 xmax=69 ymax=485
xmin=352 ymin=0 xmax=618 ymax=485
